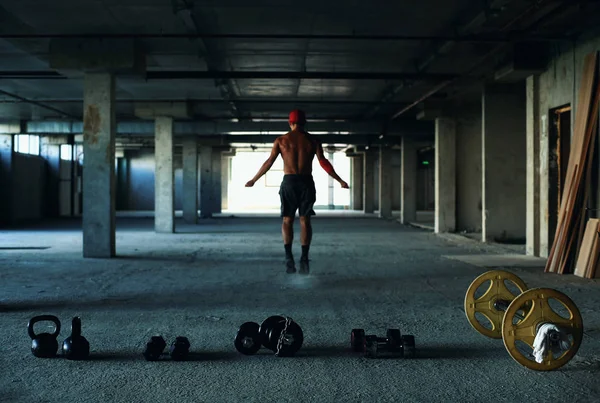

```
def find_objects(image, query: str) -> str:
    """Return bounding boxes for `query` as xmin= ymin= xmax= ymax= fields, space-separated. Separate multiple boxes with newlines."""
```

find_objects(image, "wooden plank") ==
xmin=558 ymin=53 xmax=598 ymax=209
xmin=574 ymin=218 xmax=599 ymax=277
xmin=546 ymin=52 xmax=599 ymax=274
xmin=593 ymin=233 xmax=600 ymax=278
xmin=560 ymin=78 xmax=600 ymax=274
xmin=553 ymin=55 xmax=600 ymax=274
xmin=586 ymin=223 xmax=600 ymax=278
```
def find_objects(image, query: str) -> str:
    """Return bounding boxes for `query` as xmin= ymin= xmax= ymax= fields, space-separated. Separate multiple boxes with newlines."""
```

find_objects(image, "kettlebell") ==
xmin=62 ymin=317 xmax=90 ymax=360
xmin=27 ymin=315 xmax=61 ymax=358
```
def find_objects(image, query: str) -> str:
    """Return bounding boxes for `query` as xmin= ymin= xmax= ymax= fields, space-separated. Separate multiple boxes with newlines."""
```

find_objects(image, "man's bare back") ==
xmin=277 ymin=130 xmax=317 ymax=176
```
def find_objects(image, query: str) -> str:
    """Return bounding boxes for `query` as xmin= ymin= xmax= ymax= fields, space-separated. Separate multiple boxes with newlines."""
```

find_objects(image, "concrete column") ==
xmin=221 ymin=156 xmax=230 ymax=211
xmin=526 ymin=76 xmax=541 ymax=256
xmin=379 ymin=146 xmax=393 ymax=218
xmin=154 ymin=116 xmax=175 ymax=233
xmin=455 ymin=110 xmax=483 ymax=233
xmin=363 ymin=150 xmax=375 ymax=214
xmin=199 ymin=146 xmax=213 ymax=218
xmin=116 ymin=156 xmax=129 ymax=211
xmin=40 ymin=138 xmax=61 ymax=218
xmin=211 ymin=150 xmax=222 ymax=214
xmin=351 ymin=155 xmax=363 ymax=210
xmin=435 ymin=118 xmax=456 ymax=233
xmin=82 ymin=72 xmax=116 ymax=258
xmin=182 ymin=136 xmax=198 ymax=224
xmin=0 ymin=134 xmax=13 ymax=226
xmin=401 ymin=137 xmax=417 ymax=224
xmin=482 ymin=83 xmax=526 ymax=243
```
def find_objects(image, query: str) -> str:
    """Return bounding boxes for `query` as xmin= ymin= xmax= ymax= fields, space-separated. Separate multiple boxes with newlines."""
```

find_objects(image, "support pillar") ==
xmin=526 ymin=76 xmax=540 ymax=256
xmin=363 ymin=150 xmax=375 ymax=214
xmin=435 ymin=118 xmax=456 ymax=233
xmin=182 ymin=136 xmax=198 ymax=224
xmin=482 ymin=83 xmax=527 ymax=242
xmin=200 ymin=146 xmax=213 ymax=218
xmin=0 ymin=134 xmax=13 ymax=226
xmin=154 ymin=116 xmax=174 ymax=233
xmin=351 ymin=154 xmax=363 ymax=210
xmin=221 ymin=155 xmax=230 ymax=211
xmin=40 ymin=138 xmax=61 ymax=218
xmin=379 ymin=146 xmax=393 ymax=218
xmin=212 ymin=150 xmax=222 ymax=214
xmin=82 ymin=72 xmax=116 ymax=257
xmin=401 ymin=137 xmax=417 ymax=224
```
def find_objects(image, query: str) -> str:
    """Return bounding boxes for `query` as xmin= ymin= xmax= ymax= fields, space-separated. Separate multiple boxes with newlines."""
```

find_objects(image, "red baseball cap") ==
xmin=289 ymin=109 xmax=307 ymax=124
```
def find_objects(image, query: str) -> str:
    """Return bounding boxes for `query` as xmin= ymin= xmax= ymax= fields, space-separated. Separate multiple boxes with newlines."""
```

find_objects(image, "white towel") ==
xmin=532 ymin=323 xmax=571 ymax=363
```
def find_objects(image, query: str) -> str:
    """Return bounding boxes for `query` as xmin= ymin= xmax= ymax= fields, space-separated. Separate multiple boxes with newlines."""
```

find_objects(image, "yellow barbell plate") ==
xmin=502 ymin=288 xmax=584 ymax=371
xmin=464 ymin=270 xmax=528 ymax=339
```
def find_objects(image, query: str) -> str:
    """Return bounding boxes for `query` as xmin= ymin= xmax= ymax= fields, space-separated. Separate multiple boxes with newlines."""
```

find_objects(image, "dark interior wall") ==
xmin=0 ymin=134 xmax=13 ymax=226
xmin=417 ymin=149 xmax=435 ymax=210
xmin=41 ymin=143 xmax=61 ymax=218
xmin=391 ymin=150 xmax=401 ymax=210
xmin=118 ymin=149 xmax=183 ymax=211
xmin=12 ymin=153 xmax=46 ymax=222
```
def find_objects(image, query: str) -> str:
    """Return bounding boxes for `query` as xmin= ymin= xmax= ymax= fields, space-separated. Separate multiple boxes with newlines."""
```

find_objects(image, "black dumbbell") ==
xmin=351 ymin=329 xmax=366 ymax=352
xmin=62 ymin=317 xmax=90 ymax=360
xmin=401 ymin=334 xmax=416 ymax=359
xmin=143 ymin=336 xmax=166 ymax=361
xmin=260 ymin=315 xmax=304 ymax=357
xmin=235 ymin=316 xmax=304 ymax=357
xmin=234 ymin=322 xmax=262 ymax=355
xmin=169 ymin=336 xmax=190 ymax=361
xmin=364 ymin=329 xmax=403 ymax=358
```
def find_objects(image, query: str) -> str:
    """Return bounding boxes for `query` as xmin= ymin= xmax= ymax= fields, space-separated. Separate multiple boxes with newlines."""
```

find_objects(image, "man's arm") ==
xmin=245 ymin=139 xmax=281 ymax=187
xmin=316 ymin=142 xmax=349 ymax=188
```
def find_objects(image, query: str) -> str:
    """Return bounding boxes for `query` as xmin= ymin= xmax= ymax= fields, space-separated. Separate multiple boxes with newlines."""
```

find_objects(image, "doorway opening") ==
xmin=548 ymin=104 xmax=571 ymax=245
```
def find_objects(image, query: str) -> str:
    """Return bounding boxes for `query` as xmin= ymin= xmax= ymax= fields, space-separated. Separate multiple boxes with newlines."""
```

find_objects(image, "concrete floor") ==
xmin=1 ymin=216 xmax=600 ymax=402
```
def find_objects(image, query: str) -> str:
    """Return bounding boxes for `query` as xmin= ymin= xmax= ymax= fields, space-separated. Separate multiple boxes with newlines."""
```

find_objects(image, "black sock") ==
xmin=301 ymin=245 xmax=309 ymax=260
xmin=284 ymin=244 xmax=293 ymax=259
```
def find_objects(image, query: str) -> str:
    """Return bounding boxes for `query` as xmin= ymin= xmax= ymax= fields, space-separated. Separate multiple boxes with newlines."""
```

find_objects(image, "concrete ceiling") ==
xmin=0 ymin=0 xmax=595 ymax=132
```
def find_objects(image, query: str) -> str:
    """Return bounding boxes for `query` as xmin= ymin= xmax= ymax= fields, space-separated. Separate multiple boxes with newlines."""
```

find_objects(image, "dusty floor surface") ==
xmin=1 ymin=216 xmax=600 ymax=403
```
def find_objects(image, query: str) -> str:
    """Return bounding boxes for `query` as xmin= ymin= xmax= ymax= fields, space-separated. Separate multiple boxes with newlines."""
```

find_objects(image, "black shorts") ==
xmin=279 ymin=174 xmax=316 ymax=217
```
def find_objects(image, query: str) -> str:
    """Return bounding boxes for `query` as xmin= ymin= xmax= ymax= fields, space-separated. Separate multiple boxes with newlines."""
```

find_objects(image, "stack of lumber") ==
xmin=574 ymin=218 xmax=600 ymax=278
xmin=545 ymin=51 xmax=600 ymax=275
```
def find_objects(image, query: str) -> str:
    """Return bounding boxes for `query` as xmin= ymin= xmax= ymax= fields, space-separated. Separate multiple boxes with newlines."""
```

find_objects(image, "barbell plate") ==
xmin=502 ymin=288 xmax=583 ymax=371
xmin=464 ymin=270 xmax=528 ymax=339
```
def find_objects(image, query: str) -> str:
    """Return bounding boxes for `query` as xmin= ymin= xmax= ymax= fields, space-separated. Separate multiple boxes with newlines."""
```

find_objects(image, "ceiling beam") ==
xmin=387 ymin=0 xmax=577 ymax=121
xmin=171 ymin=0 xmax=241 ymax=119
xmin=0 ymin=98 xmax=408 ymax=105
xmin=0 ymin=33 xmax=571 ymax=42
xmin=21 ymin=119 xmax=433 ymax=137
xmin=144 ymin=71 xmax=458 ymax=80
xmin=0 ymin=70 xmax=458 ymax=80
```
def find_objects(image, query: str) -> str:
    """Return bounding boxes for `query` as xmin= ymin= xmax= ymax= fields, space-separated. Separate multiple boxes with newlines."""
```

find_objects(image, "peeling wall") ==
xmin=534 ymin=33 xmax=600 ymax=257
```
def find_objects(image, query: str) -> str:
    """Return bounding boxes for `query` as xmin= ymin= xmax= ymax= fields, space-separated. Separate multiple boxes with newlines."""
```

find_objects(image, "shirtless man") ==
xmin=245 ymin=109 xmax=349 ymax=274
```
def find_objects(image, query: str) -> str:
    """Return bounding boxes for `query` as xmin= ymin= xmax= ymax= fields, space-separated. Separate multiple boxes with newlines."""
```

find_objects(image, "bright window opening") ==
xmin=228 ymin=150 xmax=351 ymax=212
xmin=14 ymin=134 xmax=39 ymax=156
xmin=60 ymin=144 xmax=73 ymax=161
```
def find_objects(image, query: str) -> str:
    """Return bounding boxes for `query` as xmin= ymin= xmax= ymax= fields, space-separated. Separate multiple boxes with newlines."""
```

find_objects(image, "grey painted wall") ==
xmin=456 ymin=114 xmax=483 ymax=232
xmin=12 ymin=153 xmax=46 ymax=223
xmin=118 ymin=148 xmax=184 ymax=211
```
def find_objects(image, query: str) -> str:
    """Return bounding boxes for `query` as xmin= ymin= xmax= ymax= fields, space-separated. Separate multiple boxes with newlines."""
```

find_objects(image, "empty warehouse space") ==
xmin=2 ymin=1 xmax=600 ymax=401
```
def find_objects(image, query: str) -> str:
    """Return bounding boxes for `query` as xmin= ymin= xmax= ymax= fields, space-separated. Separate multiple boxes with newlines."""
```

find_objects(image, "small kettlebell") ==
xmin=28 ymin=315 xmax=61 ymax=358
xmin=62 ymin=317 xmax=90 ymax=360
